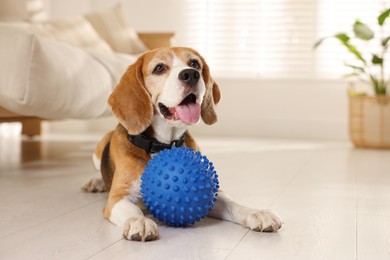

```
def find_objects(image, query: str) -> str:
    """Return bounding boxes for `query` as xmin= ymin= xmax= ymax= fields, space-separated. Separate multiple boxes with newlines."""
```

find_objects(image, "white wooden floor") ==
xmin=1 ymin=133 xmax=390 ymax=260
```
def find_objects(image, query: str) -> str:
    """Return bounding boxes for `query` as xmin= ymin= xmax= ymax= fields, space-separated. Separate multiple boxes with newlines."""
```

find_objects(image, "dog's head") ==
xmin=108 ymin=47 xmax=221 ymax=135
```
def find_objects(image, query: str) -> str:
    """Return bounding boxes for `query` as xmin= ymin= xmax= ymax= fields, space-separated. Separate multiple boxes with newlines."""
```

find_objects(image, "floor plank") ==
xmin=90 ymin=217 xmax=244 ymax=260
xmin=228 ymin=148 xmax=358 ymax=259
xmin=354 ymin=149 xmax=390 ymax=217
xmin=90 ymin=242 xmax=231 ymax=260
xmin=0 ymin=161 xmax=106 ymax=238
xmin=0 ymin=200 xmax=121 ymax=260
xmin=357 ymin=214 xmax=390 ymax=260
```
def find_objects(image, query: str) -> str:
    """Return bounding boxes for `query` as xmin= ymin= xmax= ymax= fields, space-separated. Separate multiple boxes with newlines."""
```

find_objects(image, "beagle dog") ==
xmin=83 ymin=47 xmax=283 ymax=242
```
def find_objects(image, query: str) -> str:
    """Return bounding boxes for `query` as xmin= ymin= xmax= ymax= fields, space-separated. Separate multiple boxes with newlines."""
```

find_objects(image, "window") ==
xmin=176 ymin=0 xmax=390 ymax=79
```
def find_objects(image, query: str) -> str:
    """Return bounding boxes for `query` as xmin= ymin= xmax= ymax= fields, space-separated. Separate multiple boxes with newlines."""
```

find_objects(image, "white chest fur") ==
xmin=126 ymin=179 xmax=142 ymax=204
xmin=151 ymin=114 xmax=187 ymax=144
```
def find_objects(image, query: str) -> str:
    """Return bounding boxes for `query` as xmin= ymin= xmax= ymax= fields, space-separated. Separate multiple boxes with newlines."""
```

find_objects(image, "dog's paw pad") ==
xmin=123 ymin=217 xmax=159 ymax=242
xmin=243 ymin=210 xmax=283 ymax=232
xmin=81 ymin=178 xmax=107 ymax=193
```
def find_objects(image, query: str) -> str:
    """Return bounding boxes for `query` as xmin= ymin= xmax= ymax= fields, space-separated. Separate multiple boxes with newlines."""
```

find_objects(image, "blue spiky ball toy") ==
xmin=140 ymin=147 xmax=219 ymax=227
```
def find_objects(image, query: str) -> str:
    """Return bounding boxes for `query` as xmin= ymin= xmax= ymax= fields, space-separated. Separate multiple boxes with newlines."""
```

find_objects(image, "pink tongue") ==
xmin=175 ymin=103 xmax=201 ymax=124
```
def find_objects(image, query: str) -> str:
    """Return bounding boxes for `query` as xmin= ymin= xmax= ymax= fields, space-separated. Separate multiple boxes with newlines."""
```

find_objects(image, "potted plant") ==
xmin=315 ymin=8 xmax=390 ymax=148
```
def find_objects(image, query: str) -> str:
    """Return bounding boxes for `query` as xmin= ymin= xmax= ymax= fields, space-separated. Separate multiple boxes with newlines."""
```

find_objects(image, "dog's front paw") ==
xmin=81 ymin=178 xmax=107 ymax=193
xmin=123 ymin=217 xmax=159 ymax=242
xmin=243 ymin=210 xmax=283 ymax=232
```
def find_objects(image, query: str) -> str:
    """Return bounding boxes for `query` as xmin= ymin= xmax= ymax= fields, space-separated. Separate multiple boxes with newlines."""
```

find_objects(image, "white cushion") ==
xmin=0 ymin=24 xmax=136 ymax=119
xmin=29 ymin=16 xmax=113 ymax=52
xmin=85 ymin=4 xmax=148 ymax=54
xmin=0 ymin=0 xmax=47 ymax=22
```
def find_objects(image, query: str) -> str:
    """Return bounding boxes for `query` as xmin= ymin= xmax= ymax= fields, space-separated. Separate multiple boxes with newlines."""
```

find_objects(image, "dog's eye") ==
xmin=153 ymin=64 xmax=167 ymax=75
xmin=189 ymin=59 xmax=200 ymax=70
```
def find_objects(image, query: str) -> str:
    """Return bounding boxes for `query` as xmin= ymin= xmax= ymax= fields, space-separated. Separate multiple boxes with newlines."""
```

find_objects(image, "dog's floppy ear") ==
xmin=198 ymin=54 xmax=221 ymax=125
xmin=108 ymin=56 xmax=153 ymax=135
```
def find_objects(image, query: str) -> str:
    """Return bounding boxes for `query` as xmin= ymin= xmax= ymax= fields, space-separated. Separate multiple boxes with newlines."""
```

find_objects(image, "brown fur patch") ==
xmin=108 ymin=57 xmax=154 ymax=135
xmin=100 ymin=141 xmax=114 ymax=191
xmin=94 ymin=131 xmax=113 ymax=163
xmin=103 ymin=124 xmax=151 ymax=219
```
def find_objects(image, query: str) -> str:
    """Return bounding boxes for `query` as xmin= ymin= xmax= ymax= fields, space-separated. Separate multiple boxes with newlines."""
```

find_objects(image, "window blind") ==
xmin=177 ymin=0 xmax=390 ymax=79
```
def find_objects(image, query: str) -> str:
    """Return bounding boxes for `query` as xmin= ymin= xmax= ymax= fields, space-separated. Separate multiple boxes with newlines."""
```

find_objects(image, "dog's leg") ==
xmin=108 ymin=197 xmax=159 ymax=242
xmin=208 ymin=191 xmax=283 ymax=232
xmin=82 ymin=132 xmax=114 ymax=193
xmin=82 ymin=154 xmax=108 ymax=193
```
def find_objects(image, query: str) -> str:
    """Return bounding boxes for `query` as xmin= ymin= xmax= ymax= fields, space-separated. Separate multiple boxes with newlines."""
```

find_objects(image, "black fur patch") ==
xmin=101 ymin=141 xmax=114 ymax=191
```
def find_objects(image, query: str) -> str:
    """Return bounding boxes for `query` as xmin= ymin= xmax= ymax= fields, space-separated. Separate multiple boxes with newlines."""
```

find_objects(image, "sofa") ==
xmin=0 ymin=4 xmax=173 ymax=135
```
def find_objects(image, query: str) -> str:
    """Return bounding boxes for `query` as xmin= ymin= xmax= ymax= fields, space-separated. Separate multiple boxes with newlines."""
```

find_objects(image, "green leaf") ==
xmin=314 ymin=34 xmax=349 ymax=48
xmin=344 ymin=43 xmax=366 ymax=64
xmin=343 ymin=73 xmax=361 ymax=79
xmin=314 ymin=33 xmax=366 ymax=64
xmin=372 ymin=76 xmax=387 ymax=95
xmin=372 ymin=54 xmax=383 ymax=65
xmin=369 ymin=75 xmax=382 ymax=95
xmin=335 ymin=33 xmax=350 ymax=43
xmin=313 ymin=37 xmax=327 ymax=49
xmin=332 ymin=34 xmax=366 ymax=64
xmin=345 ymin=63 xmax=365 ymax=72
xmin=378 ymin=9 xmax=390 ymax=26
xmin=378 ymin=89 xmax=387 ymax=95
xmin=381 ymin=36 xmax=390 ymax=47
xmin=370 ymin=75 xmax=379 ymax=86
xmin=353 ymin=20 xmax=374 ymax=40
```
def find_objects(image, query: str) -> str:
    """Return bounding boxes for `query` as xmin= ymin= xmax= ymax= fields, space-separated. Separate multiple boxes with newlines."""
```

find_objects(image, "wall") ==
xmin=48 ymin=0 xmax=184 ymax=32
xmin=191 ymin=78 xmax=349 ymax=140
xmin=43 ymin=0 xmax=349 ymax=141
xmin=47 ymin=78 xmax=349 ymax=141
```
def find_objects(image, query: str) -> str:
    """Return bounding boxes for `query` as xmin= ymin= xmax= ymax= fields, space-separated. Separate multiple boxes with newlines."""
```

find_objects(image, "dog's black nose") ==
xmin=178 ymin=69 xmax=200 ymax=86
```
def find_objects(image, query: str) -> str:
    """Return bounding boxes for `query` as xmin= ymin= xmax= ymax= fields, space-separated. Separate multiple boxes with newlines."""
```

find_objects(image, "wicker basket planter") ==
xmin=349 ymin=95 xmax=390 ymax=148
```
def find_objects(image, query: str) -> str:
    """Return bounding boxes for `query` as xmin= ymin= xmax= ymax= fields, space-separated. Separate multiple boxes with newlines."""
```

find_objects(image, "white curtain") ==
xmin=176 ymin=0 xmax=390 ymax=79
